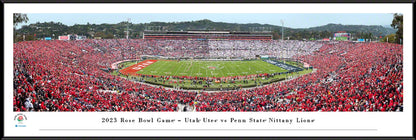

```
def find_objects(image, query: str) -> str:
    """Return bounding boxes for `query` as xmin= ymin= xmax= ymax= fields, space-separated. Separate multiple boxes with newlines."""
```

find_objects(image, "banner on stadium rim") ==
xmin=59 ymin=35 xmax=69 ymax=40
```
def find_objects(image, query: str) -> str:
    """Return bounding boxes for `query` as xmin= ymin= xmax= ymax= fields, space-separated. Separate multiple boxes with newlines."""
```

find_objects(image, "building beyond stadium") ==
xmin=143 ymin=30 xmax=272 ymax=40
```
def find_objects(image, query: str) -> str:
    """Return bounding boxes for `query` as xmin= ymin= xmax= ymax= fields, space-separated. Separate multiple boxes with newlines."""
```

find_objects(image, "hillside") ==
xmin=16 ymin=19 xmax=396 ymax=40
xmin=304 ymin=23 xmax=396 ymax=37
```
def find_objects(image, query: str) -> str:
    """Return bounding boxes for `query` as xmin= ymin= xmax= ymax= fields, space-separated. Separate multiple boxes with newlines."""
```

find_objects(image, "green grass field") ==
xmin=136 ymin=60 xmax=288 ymax=77
xmin=112 ymin=59 xmax=313 ymax=90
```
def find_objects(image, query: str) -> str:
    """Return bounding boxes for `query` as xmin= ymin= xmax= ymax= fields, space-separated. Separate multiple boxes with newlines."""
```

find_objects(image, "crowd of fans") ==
xmin=208 ymin=40 xmax=322 ymax=59
xmin=195 ymin=42 xmax=403 ymax=111
xmin=13 ymin=39 xmax=403 ymax=112
xmin=13 ymin=40 xmax=197 ymax=112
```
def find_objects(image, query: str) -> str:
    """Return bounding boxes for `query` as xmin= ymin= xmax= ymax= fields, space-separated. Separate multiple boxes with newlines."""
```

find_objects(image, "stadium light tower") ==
xmin=126 ymin=18 xmax=131 ymax=39
xmin=280 ymin=20 xmax=284 ymax=41
xmin=281 ymin=20 xmax=287 ymax=64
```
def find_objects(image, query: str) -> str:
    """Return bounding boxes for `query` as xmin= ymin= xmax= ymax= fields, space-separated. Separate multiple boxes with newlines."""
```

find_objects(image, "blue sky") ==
xmin=17 ymin=13 xmax=394 ymax=29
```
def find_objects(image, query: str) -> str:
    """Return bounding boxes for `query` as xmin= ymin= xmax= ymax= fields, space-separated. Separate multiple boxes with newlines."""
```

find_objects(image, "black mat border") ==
xmin=1 ymin=1 xmax=415 ymax=140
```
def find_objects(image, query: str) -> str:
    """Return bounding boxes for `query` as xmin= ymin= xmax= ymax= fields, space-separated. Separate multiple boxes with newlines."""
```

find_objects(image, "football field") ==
xmin=135 ymin=60 xmax=288 ymax=77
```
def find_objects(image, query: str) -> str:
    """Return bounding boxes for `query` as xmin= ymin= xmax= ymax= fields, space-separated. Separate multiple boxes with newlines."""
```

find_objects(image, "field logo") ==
xmin=14 ymin=113 xmax=27 ymax=127
xmin=203 ymin=65 xmax=224 ymax=70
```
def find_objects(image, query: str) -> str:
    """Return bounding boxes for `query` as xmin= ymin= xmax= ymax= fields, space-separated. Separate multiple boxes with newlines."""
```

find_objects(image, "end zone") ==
xmin=119 ymin=60 xmax=158 ymax=76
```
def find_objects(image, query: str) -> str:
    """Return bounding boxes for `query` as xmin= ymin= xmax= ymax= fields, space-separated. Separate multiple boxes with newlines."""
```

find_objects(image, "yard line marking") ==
xmin=173 ymin=60 xmax=184 ymax=76
xmin=223 ymin=61 xmax=233 ymax=77
xmin=233 ymin=61 xmax=247 ymax=76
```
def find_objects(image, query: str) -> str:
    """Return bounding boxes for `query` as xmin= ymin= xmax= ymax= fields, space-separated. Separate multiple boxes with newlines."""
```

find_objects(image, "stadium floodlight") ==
xmin=280 ymin=19 xmax=284 ymax=41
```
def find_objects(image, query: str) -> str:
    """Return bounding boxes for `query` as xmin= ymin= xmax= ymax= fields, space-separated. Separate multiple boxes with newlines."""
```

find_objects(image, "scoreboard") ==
xmin=334 ymin=32 xmax=351 ymax=41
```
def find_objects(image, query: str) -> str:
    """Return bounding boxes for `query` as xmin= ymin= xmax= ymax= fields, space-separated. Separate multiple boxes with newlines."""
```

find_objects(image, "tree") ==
xmin=381 ymin=34 xmax=396 ymax=43
xmin=391 ymin=13 xmax=403 ymax=44
xmin=103 ymin=33 xmax=114 ymax=39
xmin=14 ymin=13 xmax=29 ymax=42
xmin=14 ymin=13 xmax=29 ymax=27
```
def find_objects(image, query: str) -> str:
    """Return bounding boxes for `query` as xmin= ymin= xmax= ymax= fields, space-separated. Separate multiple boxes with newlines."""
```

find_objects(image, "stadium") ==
xmin=13 ymin=29 xmax=403 ymax=112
